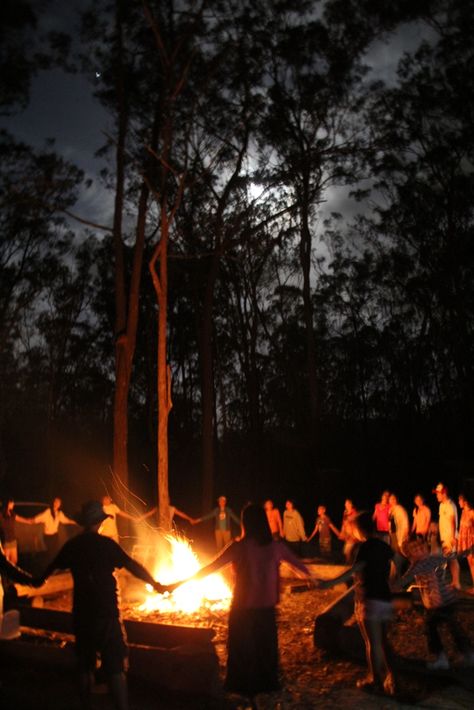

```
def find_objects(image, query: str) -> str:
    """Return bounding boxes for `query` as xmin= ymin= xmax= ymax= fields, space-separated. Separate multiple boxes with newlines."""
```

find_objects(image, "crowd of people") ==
xmin=0 ymin=482 xmax=473 ymax=709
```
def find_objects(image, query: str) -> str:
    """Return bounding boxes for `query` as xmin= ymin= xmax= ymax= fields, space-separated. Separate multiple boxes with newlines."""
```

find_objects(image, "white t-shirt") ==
xmin=438 ymin=499 xmax=458 ymax=547
xmin=100 ymin=503 xmax=121 ymax=541
xmin=34 ymin=508 xmax=70 ymax=535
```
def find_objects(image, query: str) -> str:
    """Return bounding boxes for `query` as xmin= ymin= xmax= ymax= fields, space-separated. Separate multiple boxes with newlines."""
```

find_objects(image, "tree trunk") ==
xmin=199 ymin=253 xmax=220 ymax=512
xmin=112 ymin=0 xmax=130 ymax=491
xmin=150 ymin=208 xmax=172 ymax=531
xmin=299 ymin=184 xmax=319 ymax=456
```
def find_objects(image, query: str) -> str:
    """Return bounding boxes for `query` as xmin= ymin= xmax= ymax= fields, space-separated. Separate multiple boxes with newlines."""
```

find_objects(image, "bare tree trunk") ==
xmin=299 ymin=182 xmax=319 ymax=454
xmin=150 ymin=209 xmax=172 ymax=531
xmin=199 ymin=253 xmax=220 ymax=512
xmin=112 ymin=0 xmax=130 ymax=491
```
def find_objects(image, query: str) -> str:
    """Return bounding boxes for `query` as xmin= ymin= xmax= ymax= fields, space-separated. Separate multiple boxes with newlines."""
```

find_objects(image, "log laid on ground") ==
xmin=313 ymin=585 xmax=365 ymax=659
xmin=19 ymin=606 xmax=215 ymax=647
xmin=0 ymin=633 xmax=220 ymax=696
xmin=1 ymin=606 xmax=220 ymax=695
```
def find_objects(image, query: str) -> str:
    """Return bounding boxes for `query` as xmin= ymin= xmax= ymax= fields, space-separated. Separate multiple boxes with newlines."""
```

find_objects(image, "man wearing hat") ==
xmin=37 ymin=500 xmax=165 ymax=710
xmin=433 ymin=483 xmax=460 ymax=590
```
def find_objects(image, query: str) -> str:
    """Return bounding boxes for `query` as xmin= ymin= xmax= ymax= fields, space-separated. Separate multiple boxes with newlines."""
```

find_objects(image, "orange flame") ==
xmin=139 ymin=533 xmax=232 ymax=614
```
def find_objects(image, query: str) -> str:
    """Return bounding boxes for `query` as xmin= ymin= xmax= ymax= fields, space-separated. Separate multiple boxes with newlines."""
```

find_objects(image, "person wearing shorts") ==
xmin=318 ymin=511 xmax=395 ymax=696
xmin=37 ymin=500 xmax=164 ymax=710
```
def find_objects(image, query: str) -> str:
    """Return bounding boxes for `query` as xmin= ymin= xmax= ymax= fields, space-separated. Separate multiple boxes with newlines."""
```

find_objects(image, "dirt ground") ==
xmin=1 ymin=572 xmax=474 ymax=709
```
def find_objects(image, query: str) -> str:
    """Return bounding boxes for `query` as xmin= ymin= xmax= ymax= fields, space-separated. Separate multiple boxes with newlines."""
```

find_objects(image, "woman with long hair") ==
xmin=168 ymin=503 xmax=313 ymax=701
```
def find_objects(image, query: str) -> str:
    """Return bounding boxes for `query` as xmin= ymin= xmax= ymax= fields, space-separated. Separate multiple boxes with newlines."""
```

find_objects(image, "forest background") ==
xmin=1 ymin=0 xmax=473 ymax=526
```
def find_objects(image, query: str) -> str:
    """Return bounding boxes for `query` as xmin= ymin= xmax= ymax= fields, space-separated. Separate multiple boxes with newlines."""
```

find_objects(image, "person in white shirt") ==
xmin=433 ymin=482 xmax=460 ymax=589
xmin=25 ymin=497 xmax=78 ymax=562
xmin=100 ymin=496 xmax=139 ymax=544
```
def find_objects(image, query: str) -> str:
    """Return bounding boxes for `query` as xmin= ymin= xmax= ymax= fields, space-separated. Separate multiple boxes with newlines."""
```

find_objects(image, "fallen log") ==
xmin=0 ymin=632 xmax=220 ymax=696
xmin=19 ymin=606 xmax=215 ymax=647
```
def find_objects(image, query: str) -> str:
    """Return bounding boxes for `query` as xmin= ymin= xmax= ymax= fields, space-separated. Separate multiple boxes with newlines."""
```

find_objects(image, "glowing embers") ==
xmin=139 ymin=533 xmax=232 ymax=614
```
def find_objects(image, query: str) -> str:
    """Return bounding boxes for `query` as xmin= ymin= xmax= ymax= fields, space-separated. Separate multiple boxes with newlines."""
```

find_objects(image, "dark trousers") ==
xmin=426 ymin=604 xmax=470 ymax=655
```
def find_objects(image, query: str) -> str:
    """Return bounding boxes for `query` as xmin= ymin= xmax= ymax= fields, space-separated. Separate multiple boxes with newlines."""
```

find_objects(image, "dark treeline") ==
xmin=0 ymin=0 xmax=473 ymax=521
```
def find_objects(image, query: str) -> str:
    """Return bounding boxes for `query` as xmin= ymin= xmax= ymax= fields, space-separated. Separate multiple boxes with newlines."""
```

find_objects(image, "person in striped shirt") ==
xmin=398 ymin=538 xmax=474 ymax=670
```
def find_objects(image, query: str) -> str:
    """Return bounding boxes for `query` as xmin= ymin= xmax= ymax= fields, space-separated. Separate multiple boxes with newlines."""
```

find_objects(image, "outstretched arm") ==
xmin=307 ymin=524 xmax=318 ymax=543
xmin=165 ymin=544 xmax=235 ymax=592
xmin=122 ymin=552 xmax=167 ymax=593
xmin=316 ymin=561 xmax=362 ymax=589
xmin=117 ymin=508 xmax=140 ymax=522
xmin=138 ymin=506 xmax=158 ymax=522
xmin=0 ymin=548 xmax=35 ymax=585
xmin=173 ymin=507 xmax=196 ymax=524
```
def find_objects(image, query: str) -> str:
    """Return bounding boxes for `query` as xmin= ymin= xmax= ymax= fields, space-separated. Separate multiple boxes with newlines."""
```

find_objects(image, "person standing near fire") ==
xmin=283 ymin=499 xmax=306 ymax=556
xmin=165 ymin=503 xmax=314 ymax=701
xmin=339 ymin=498 xmax=359 ymax=563
xmin=264 ymin=499 xmax=284 ymax=540
xmin=22 ymin=496 xmax=79 ymax=563
xmin=194 ymin=495 xmax=241 ymax=550
xmin=100 ymin=495 xmax=143 ymax=544
xmin=35 ymin=500 xmax=166 ymax=710
xmin=372 ymin=491 xmax=391 ymax=544
xmin=0 ymin=498 xmax=33 ymax=564
xmin=433 ymin=482 xmax=460 ymax=589
xmin=307 ymin=505 xmax=340 ymax=557
xmin=412 ymin=493 xmax=432 ymax=540
xmin=458 ymin=493 xmax=474 ymax=593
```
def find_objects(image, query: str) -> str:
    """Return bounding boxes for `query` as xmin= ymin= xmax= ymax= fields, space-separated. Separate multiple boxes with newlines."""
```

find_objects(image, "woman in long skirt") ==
xmin=169 ymin=503 xmax=313 ymax=698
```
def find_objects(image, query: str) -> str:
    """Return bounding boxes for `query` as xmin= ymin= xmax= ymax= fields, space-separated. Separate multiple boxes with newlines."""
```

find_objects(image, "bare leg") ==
xmin=357 ymin=618 xmax=374 ymax=682
xmin=449 ymin=557 xmax=460 ymax=589
xmin=109 ymin=672 xmax=129 ymax=710
xmin=360 ymin=618 xmax=393 ymax=691
xmin=467 ymin=555 xmax=474 ymax=592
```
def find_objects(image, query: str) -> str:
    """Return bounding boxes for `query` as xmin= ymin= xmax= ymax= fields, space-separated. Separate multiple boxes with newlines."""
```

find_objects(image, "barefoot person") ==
xmin=36 ymin=500 xmax=165 ymax=710
xmin=317 ymin=511 xmax=395 ymax=696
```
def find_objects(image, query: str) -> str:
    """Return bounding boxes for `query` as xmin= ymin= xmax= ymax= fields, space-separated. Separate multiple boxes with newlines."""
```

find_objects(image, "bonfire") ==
xmin=138 ymin=532 xmax=232 ymax=616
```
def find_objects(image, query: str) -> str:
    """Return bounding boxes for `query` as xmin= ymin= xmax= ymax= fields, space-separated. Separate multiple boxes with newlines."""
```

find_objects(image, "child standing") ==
xmin=399 ymin=538 xmax=474 ymax=670
xmin=307 ymin=505 xmax=339 ymax=557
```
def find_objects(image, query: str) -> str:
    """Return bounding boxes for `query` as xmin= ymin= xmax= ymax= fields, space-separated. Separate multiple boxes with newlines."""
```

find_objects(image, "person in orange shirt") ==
xmin=264 ymin=500 xmax=284 ymax=540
